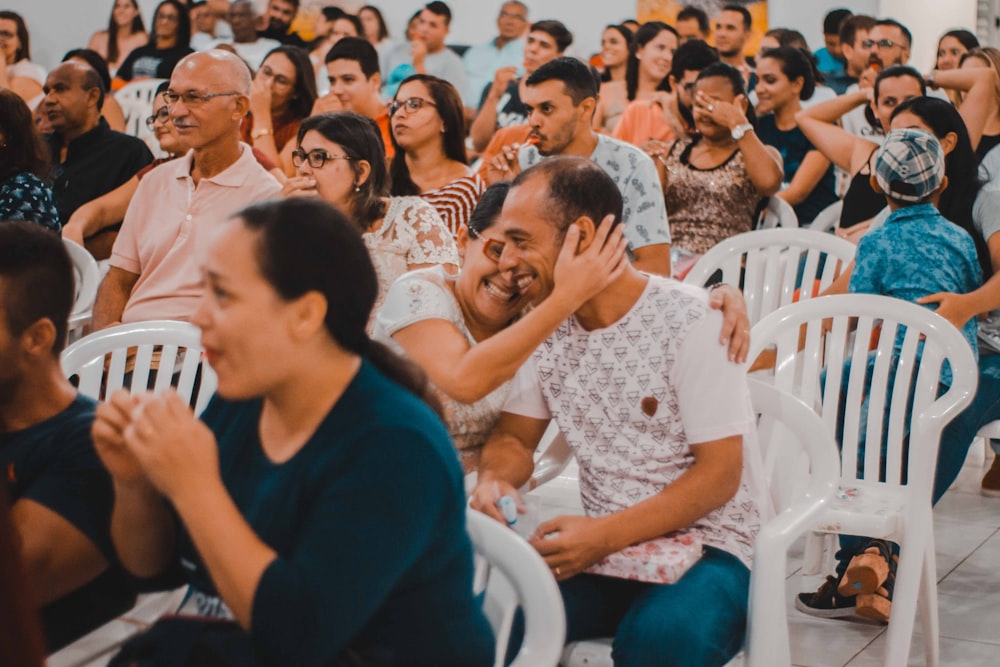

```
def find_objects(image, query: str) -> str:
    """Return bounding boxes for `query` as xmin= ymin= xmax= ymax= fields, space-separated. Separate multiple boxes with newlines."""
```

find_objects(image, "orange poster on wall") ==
xmin=638 ymin=1 xmax=768 ymax=56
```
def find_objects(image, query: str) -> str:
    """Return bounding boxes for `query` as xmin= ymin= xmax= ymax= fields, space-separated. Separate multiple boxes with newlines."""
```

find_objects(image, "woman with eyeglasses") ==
xmin=282 ymin=111 xmax=458 ymax=325
xmin=88 ymin=0 xmax=148 ymax=75
xmin=389 ymin=74 xmax=486 ymax=238
xmin=243 ymin=46 xmax=317 ymax=178
xmin=113 ymin=0 xmax=193 ymax=87
xmin=375 ymin=182 xmax=628 ymax=472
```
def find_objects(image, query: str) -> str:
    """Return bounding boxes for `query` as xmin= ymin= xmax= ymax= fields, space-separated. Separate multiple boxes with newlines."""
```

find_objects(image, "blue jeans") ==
xmin=559 ymin=547 xmax=749 ymax=667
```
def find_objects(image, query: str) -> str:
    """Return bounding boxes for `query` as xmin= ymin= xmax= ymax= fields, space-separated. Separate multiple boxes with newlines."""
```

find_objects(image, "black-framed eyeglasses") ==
xmin=163 ymin=90 xmax=242 ymax=107
xmin=388 ymin=97 xmax=437 ymax=117
xmin=145 ymin=106 xmax=170 ymax=130
xmin=862 ymin=39 xmax=900 ymax=49
xmin=291 ymin=148 xmax=352 ymax=169
xmin=258 ymin=65 xmax=293 ymax=87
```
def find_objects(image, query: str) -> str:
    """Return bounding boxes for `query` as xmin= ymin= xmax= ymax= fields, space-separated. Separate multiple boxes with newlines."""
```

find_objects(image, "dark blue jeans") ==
xmin=559 ymin=547 xmax=749 ymax=667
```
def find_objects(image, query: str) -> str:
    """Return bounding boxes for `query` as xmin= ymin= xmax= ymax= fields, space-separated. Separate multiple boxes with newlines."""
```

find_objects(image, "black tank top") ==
xmin=839 ymin=149 xmax=885 ymax=228
xmin=976 ymin=134 xmax=1000 ymax=162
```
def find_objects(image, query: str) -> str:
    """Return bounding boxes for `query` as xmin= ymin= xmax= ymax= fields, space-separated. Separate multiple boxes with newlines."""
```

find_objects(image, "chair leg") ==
xmin=802 ymin=531 xmax=835 ymax=576
xmin=919 ymin=535 xmax=940 ymax=667
xmin=884 ymin=520 xmax=931 ymax=667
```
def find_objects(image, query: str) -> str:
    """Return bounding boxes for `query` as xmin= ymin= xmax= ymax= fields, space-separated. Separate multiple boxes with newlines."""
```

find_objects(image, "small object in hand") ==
xmin=641 ymin=396 xmax=658 ymax=417
xmin=497 ymin=495 xmax=518 ymax=527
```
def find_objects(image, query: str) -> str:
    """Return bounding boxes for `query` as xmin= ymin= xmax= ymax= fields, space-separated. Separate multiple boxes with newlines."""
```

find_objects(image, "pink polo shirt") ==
xmin=111 ymin=143 xmax=281 ymax=324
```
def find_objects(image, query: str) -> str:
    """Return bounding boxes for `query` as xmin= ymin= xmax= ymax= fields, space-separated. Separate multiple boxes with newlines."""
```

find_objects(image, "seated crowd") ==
xmin=1 ymin=1 xmax=1000 ymax=665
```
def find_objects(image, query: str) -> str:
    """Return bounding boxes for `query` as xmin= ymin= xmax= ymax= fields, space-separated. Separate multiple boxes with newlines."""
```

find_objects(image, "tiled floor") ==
xmin=530 ymin=445 xmax=1000 ymax=667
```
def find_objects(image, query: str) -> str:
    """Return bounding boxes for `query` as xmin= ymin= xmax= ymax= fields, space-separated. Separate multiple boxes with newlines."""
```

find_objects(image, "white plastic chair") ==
xmin=748 ymin=294 xmax=979 ymax=667
xmin=466 ymin=508 xmax=566 ymax=667
xmin=684 ymin=228 xmax=856 ymax=326
xmin=808 ymin=199 xmax=843 ymax=233
xmin=559 ymin=379 xmax=840 ymax=667
xmin=63 ymin=238 xmax=101 ymax=342
xmin=756 ymin=196 xmax=799 ymax=229
xmin=115 ymin=78 xmax=167 ymax=154
xmin=61 ymin=320 xmax=217 ymax=416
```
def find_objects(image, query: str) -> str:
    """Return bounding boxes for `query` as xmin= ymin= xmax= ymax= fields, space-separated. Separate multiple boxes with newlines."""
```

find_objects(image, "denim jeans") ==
xmin=558 ymin=547 xmax=749 ymax=667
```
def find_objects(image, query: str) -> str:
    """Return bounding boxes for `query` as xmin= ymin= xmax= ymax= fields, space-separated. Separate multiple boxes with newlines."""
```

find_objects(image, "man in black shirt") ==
xmin=257 ymin=0 xmax=307 ymax=48
xmin=41 ymin=61 xmax=152 ymax=258
xmin=0 ymin=222 xmax=134 ymax=651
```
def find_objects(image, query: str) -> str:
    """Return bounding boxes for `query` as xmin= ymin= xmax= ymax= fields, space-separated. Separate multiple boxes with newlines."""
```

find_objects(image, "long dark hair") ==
xmin=625 ymin=21 xmax=676 ymax=100
xmin=0 ymin=11 xmax=30 ymax=62
xmin=359 ymin=5 xmax=389 ymax=42
xmin=389 ymin=74 xmax=467 ymax=197
xmin=149 ymin=0 xmax=191 ymax=49
xmin=467 ymin=181 xmax=511 ymax=237
xmin=106 ymin=0 xmax=146 ymax=64
xmin=262 ymin=45 xmax=317 ymax=120
xmin=0 ymin=90 xmax=51 ymax=183
xmin=297 ymin=112 xmax=388 ymax=232
xmin=238 ymin=198 xmax=443 ymax=416
xmin=891 ymin=97 xmax=992 ymax=279
xmin=937 ymin=29 xmax=979 ymax=58
xmin=600 ymin=24 xmax=634 ymax=83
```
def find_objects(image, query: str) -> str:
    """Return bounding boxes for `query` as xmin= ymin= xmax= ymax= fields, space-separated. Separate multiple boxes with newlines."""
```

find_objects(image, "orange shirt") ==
xmin=612 ymin=100 xmax=676 ymax=147
xmin=476 ymin=124 xmax=532 ymax=181
xmin=374 ymin=110 xmax=395 ymax=160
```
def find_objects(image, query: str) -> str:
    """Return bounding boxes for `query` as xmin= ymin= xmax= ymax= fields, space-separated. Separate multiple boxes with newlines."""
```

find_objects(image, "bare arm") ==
xmin=930 ymin=67 xmax=998 ymax=151
xmin=469 ymin=412 xmax=551 ymax=522
xmin=795 ymin=90 xmax=877 ymax=174
xmin=632 ymin=243 xmax=672 ymax=277
xmin=776 ymin=150 xmax=832 ymax=207
xmin=62 ymin=176 xmax=139 ymax=246
xmin=12 ymin=500 xmax=109 ymax=606
xmin=469 ymin=68 xmax=516 ymax=152
xmin=740 ymin=138 xmax=783 ymax=196
xmin=918 ymin=231 xmax=1000 ymax=328
xmin=92 ymin=266 xmax=139 ymax=330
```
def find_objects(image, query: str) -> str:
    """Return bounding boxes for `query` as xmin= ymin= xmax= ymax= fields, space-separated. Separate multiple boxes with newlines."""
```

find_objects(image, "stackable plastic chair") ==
xmin=559 ymin=380 xmax=840 ymax=667
xmin=63 ymin=238 xmax=101 ymax=342
xmin=61 ymin=320 xmax=217 ymax=416
xmin=756 ymin=196 xmax=799 ymax=229
xmin=115 ymin=78 xmax=167 ymax=154
xmin=467 ymin=508 xmax=566 ymax=667
xmin=684 ymin=228 xmax=856 ymax=326
xmin=749 ymin=294 xmax=978 ymax=667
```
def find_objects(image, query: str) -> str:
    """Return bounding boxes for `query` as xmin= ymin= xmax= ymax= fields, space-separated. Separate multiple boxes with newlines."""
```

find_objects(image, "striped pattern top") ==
xmin=421 ymin=173 xmax=487 ymax=238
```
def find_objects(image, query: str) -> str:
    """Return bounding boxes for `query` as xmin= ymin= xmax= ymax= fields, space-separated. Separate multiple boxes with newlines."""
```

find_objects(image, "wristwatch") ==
xmin=251 ymin=127 xmax=273 ymax=140
xmin=731 ymin=123 xmax=754 ymax=141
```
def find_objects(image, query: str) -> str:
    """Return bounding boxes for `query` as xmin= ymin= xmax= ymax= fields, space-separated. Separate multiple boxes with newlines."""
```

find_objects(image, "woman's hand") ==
xmin=123 ymin=392 xmax=220 ymax=503
xmin=709 ymin=284 xmax=751 ymax=363
xmin=249 ymin=74 xmax=274 ymax=125
xmin=280 ymin=175 xmax=319 ymax=198
xmin=92 ymin=390 xmax=147 ymax=485
xmin=550 ymin=215 xmax=629 ymax=310
xmin=836 ymin=220 xmax=872 ymax=245
xmin=694 ymin=90 xmax=748 ymax=132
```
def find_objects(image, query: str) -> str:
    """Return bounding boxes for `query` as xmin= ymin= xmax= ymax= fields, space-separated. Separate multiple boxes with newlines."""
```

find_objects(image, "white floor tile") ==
xmin=933 ymin=490 xmax=1000 ymax=528
xmin=844 ymin=634 xmax=999 ymax=666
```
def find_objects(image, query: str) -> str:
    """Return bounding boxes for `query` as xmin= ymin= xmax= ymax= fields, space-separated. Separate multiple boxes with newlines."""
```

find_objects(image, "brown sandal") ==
xmin=838 ymin=539 xmax=892 ymax=597
xmin=855 ymin=553 xmax=897 ymax=623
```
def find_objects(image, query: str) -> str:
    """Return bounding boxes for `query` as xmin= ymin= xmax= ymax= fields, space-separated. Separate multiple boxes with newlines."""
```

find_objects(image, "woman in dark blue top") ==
xmin=93 ymin=198 xmax=495 ymax=665
xmin=754 ymin=46 xmax=838 ymax=225
xmin=0 ymin=89 xmax=60 ymax=231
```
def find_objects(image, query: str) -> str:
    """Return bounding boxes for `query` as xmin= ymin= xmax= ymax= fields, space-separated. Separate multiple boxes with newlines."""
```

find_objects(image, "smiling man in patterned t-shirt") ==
xmin=471 ymin=156 xmax=761 ymax=666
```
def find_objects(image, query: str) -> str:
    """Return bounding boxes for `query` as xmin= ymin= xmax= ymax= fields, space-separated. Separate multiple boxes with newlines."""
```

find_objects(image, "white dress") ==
xmin=363 ymin=196 xmax=459 ymax=329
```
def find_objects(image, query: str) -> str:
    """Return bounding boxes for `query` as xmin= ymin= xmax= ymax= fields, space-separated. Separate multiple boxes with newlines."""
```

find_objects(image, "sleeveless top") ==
xmin=662 ymin=138 xmax=761 ymax=254
xmin=840 ymin=148 xmax=885 ymax=228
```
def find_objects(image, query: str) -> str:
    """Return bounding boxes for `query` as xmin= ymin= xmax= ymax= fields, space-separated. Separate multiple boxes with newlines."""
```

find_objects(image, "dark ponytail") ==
xmin=237 ymin=198 xmax=444 ymax=417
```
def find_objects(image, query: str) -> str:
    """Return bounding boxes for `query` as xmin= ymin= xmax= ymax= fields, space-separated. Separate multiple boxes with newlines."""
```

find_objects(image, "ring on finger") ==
xmin=554 ymin=566 xmax=561 ymax=576
xmin=707 ymin=104 xmax=714 ymax=112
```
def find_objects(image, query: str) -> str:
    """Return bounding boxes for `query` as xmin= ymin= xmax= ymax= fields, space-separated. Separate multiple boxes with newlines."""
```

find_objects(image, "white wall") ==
xmin=5 ymin=0 xmax=983 ymax=72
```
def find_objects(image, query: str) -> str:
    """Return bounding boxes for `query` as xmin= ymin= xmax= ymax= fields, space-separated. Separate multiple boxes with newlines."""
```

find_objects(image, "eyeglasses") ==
xmin=145 ymin=106 xmax=170 ymax=130
xmin=163 ymin=90 xmax=242 ymax=107
xmin=388 ymin=97 xmax=437 ymax=117
xmin=258 ymin=65 xmax=293 ymax=87
xmin=0 ymin=30 xmax=16 ymax=40
xmin=481 ymin=237 xmax=506 ymax=262
xmin=156 ymin=13 xmax=179 ymax=23
xmin=291 ymin=148 xmax=352 ymax=169
xmin=862 ymin=39 xmax=902 ymax=49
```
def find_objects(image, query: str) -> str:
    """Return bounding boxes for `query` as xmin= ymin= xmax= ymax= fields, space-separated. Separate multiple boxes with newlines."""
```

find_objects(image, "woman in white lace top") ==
xmin=281 ymin=112 xmax=459 ymax=326
xmin=374 ymin=182 xmax=628 ymax=471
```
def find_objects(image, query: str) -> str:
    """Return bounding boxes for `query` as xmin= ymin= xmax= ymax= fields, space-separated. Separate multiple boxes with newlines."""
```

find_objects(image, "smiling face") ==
xmin=390 ymin=80 xmax=444 ymax=151
xmin=753 ymin=56 xmax=802 ymax=114
xmin=454 ymin=227 xmax=536 ymax=335
xmin=522 ymin=79 xmax=588 ymax=156
xmin=265 ymin=0 xmax=297 ymax=32
xmin=714 ymin=10 xmax=748 ymax=58
xmin=936 ymin=36 xmax=969 ymax=71
xmin=601 ymin=28 xmax=630 ymax=69
xmin=112 ymin=0 xmax=139 ymax=28
xmin=637 ymin=29 xmax=677 ymax=83
xmin=151 ymin=91 xmax=184 ymax=154
xmin=167 ymin=55 xmax=247 ymax=151
xmin=193 ymin=221 xmax=302 ymax=400
xmin=692 ymin=75 xmax=740 ymax=140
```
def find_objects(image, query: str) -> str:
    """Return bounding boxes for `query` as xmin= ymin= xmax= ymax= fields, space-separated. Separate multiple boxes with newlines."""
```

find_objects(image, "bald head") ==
xmin=42 ymin=61 xmax=105 ymax=137
xmin=174 ymin=50 xmax=253 ymax=95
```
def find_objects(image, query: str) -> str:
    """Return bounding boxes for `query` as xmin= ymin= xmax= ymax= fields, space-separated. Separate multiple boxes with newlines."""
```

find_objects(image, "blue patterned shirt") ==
xmin=0 ymin=172 xmax=61 ymax=232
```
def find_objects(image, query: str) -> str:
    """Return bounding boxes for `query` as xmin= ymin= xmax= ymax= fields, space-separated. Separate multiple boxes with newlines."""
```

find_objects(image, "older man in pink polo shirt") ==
xmin=92 ymin=50 xmax=281 ymax=329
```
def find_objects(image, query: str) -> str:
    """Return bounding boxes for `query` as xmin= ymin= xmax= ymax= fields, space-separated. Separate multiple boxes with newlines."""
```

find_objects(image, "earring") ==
xmin=440 ymin=127 xmax=446 ymax=134
xmin=355 ymin=185 xmax=361 ymax=192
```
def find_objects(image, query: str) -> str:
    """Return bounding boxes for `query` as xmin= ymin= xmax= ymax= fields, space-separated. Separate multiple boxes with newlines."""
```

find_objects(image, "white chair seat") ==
xmin=815 ymin=483 xmax=904 ymax=537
